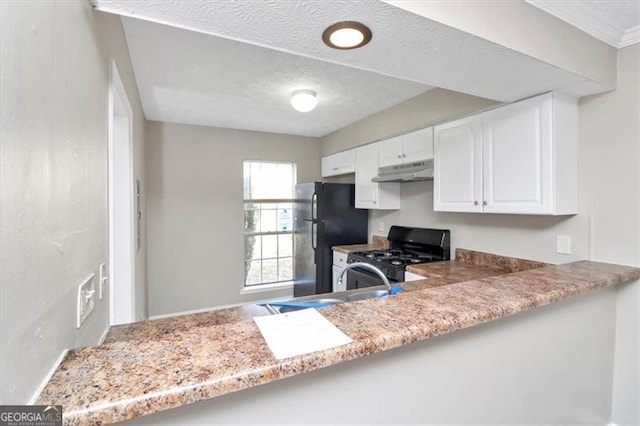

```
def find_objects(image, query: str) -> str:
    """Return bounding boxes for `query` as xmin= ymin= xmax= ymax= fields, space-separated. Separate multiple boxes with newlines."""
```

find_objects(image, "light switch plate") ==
xmin=98 ymin=263 xmax=107 ymax=299
xmin=378 ymin=221 xmax=385 ymax=232
xmin=556 ymin=235 xmax=571 ymax=254
xmin=77 ymin=274 xmax=96 ymax=328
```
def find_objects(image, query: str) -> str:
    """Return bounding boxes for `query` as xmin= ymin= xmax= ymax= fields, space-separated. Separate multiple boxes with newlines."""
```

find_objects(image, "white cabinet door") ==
xmin=403 ymin=127 xmax=433 ymax=163
xmin=355 ymin=143 xmax=379 ymax=209
xmin=482 ymin=94 xmax=553 ymax=214
xmin=321 ymin=156 xmax=334 ymax=177
xmin=321 ymin=149 xmax=355 ymax=177
xmin=434 ymin=115 xmax=483 ymax=212
xmin=433 ymin=92 xmax=576 ymax=215
xmin=379 ymin=127 xmax=434 ymax=167
xmin=332 ymin=265 xmax=346 ymax=292
xmin=333 ymin=250 xmax=348 ymax=267
xmin=355 ymin=143 xmax=400 ymax=210
xmin=379 ymin=135 xmax=404 ymax=167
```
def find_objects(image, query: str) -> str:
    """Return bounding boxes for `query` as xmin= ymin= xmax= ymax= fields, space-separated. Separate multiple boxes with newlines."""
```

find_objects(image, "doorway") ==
xmin=108 ymin=59 xmax=135 ymax=325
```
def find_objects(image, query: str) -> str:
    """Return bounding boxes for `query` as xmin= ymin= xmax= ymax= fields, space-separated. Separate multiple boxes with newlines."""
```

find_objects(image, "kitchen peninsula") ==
xmin=37 ymin=250 xmax=640 ymax=425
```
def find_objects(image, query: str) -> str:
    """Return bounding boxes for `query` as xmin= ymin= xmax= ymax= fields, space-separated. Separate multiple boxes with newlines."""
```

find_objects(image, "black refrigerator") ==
xmin=293 ymin=182 xmax=368 ymax=297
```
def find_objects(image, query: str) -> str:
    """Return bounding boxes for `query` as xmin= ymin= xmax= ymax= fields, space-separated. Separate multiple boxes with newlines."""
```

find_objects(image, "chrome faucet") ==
xmin=338 ymin=262 xmax=392 ymax=294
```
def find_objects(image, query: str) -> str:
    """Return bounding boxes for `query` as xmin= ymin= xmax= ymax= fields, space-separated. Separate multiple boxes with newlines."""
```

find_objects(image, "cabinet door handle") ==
xmin=482 ymin=201 xmax=488 ymax=206
xmin=474 ymin=201 xmax=479 ymax=206
xmin=402 ymin=154 xmax=406 ymax=158
xmin=397 ymin=155 xmax=402 ymax=159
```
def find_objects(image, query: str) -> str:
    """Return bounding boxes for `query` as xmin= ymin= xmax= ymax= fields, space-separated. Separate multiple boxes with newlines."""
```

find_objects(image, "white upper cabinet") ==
xmin=403 ymin=127 xmax=434 ymax=163
xmin=379 ymin=135 xmax=405 ymax=167
xmin=482 ymin=94 xmax=552 ymax=214
xmin=321 ymin=148 xmax=355 ymax=177
xmin=355 ymin=143 xmax=400 ymax=210
xmin=379 ymin=127 xmax=434 ymax=167
xmin=434 ymin=115 xmax=483 ymax=213
xmin=434 ymin=92 xmax=577 ymax=215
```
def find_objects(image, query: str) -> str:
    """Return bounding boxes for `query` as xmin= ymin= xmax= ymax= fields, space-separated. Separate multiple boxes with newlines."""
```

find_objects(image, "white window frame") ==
xmin=243 ymin=161 xmax=297 ymax=287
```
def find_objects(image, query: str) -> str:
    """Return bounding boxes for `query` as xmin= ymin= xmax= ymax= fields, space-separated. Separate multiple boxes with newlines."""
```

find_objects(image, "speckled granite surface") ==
xmin=404 ymin=261 xmax=506 ymax=289
xmin=37 ymin=259 xmax=640 ymax=425
xmin=332 ymin=235 xmax=387 ymax=254
xmin=104 ymin=305 xmax=270 ymax=344
xmin=456 ymin=248 xmax=549 ymax=272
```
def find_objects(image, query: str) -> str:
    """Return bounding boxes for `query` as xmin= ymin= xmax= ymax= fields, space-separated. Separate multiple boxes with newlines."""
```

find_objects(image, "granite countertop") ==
xmin=103 ymin=249 xmax=518 ymax=344
xmin=103 ymin=304 xmax=270 ymax=344
xmin=37 ymin=252 xmax=640 ymax=425
xmin=404 ymin=249 xmax=549 ymax=289
xmin=332 ymin=234 xmax=388 ymax=254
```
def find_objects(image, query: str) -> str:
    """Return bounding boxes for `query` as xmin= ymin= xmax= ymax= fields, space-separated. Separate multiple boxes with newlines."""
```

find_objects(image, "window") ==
xmin=243 ymin=161 xmax=296 ymax=286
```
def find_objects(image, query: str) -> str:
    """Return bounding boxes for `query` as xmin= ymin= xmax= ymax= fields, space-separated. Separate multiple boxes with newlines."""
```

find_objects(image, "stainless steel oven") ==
xmin=346 ymin=267 xmax=396 ymax=290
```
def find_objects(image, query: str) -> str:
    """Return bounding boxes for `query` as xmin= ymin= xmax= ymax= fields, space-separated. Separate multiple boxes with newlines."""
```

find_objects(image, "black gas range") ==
xmin=346 ymin=226 xmax=450 ymax=289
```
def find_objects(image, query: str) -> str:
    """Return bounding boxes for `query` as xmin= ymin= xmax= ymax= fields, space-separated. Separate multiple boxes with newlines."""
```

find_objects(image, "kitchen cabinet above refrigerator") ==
xmin=433 ymin=92 xmax=577 ymax=215
xmin=321 ymin=149 xmax=355 ymax=177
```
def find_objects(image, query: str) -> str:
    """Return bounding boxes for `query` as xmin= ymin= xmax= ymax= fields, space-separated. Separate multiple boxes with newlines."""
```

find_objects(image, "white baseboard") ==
xmin=28 ymin=349 xmax=68 ymax=405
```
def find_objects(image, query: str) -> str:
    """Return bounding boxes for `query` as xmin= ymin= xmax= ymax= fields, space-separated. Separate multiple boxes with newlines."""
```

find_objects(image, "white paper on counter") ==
xmin=253 ymin=308 xmax=353 ymax=360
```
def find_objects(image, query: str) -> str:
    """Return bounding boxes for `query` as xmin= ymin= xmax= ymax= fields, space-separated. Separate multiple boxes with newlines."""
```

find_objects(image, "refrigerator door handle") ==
xmin=311 ymin=222 xmax=317 ymax=251
xmin=311 ymin=192 xmax=318 ymax=222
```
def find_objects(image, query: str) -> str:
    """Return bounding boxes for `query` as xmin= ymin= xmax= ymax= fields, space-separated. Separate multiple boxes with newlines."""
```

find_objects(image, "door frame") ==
xmin=108 ymin=58 xmax=136 ymax=325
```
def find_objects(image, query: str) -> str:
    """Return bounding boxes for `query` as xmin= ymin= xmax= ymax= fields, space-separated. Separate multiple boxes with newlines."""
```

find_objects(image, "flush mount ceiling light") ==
xmin=290 ymin=89 xmax=318 ymax=112
xmin=322 ymin=21 xmax=372 ymax=50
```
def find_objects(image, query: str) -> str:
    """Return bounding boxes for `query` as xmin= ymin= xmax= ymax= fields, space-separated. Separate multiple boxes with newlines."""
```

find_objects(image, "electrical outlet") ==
xmin=378 ymin=221 xmax=385 ymax=232
xmin=556 ymin=235 xmax=572 ymax=254
xmin=77 ymin=274 xmax=96 ymax=328
xmin=98 ymin=263 xmax=107 ymax=299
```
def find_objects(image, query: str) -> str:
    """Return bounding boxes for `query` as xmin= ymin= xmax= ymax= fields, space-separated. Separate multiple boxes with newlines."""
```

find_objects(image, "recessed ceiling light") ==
xmin=290 ymin=89 xmax=318 ymax=112
xmin=322 ymin=21 xmax=372 ymax=50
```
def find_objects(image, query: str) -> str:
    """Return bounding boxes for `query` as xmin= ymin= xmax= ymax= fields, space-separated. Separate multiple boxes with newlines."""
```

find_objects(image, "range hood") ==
xmin=372 ymin=159 xmax=434 ymax=183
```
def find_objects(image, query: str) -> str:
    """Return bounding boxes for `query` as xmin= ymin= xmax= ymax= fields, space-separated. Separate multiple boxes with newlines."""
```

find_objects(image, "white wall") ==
xmin=320 ymin=44 xmax=640 ymax=424
xmin=580 ymin=44 xmax=639 ymax=425
xmin=0 ymin=1 xmax=146 ymax=403
xmin=145 ymin=121 xmax=321 ymax=316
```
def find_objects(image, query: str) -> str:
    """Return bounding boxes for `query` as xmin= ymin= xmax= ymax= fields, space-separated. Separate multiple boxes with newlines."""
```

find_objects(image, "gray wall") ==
xmin=321 ymin=88 xmax=497 ymax=156
xmin=320 ymin=44 xmax=640 ymax=424
xmin=96 ymin=11 xmax=149 ymax=324
xmin=145 ymin=122 xmax=321 ymax=316
xmin=0 ymin=2 xmax=146 ymax=403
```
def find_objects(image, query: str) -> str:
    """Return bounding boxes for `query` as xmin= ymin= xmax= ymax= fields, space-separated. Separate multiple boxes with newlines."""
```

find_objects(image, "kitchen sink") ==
xmin=260 ymin=286 xmax=391 ymax=314
xmin=271 ymin=298 xmax=344 ymax=313
xmin=344 ymin=289 xmax=389 ymax=302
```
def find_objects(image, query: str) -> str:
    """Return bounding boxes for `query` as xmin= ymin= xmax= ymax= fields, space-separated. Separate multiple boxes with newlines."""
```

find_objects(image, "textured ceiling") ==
xmin=122 ymin=17 xmax=432 ymax=138
xmin=94 ymin=0 xmax=615 ymax=137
